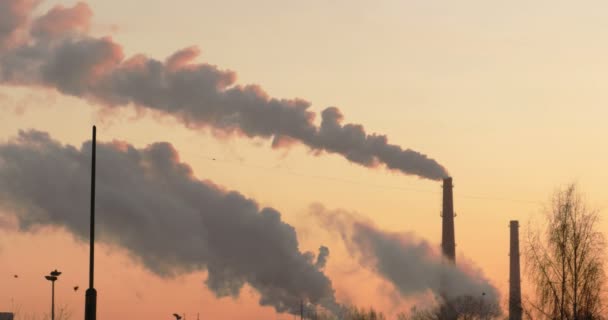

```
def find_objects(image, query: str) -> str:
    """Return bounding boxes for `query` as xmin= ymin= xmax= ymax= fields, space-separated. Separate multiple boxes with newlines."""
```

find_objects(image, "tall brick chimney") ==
xmin=509 ymin=220 xmax=522 ymax=320
xmin=441 ymin=177 xmax=455 ymax=263
xmin=439 ymin=177 xmax=457 ymax=320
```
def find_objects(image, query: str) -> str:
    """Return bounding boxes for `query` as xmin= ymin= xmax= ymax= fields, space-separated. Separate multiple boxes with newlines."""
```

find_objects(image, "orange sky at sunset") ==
xmin=1 ymin=0 xmax=608 ymax=319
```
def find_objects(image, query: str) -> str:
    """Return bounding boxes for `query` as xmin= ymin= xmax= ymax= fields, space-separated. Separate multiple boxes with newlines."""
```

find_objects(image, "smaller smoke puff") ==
xmin=0 ymin=0 xmax=448 ymax=181
xmin=0 ymin=130 xmax=338 ymax=315
xmin=315 ymin=246 xmax=330 ymax=269
xmin=311 ymin=205 xmax=500 ymax=306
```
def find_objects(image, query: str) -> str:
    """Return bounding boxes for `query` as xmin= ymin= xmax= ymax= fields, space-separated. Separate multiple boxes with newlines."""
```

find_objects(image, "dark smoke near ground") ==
xmin=311 ymin=205 xmax=500 ymax=307
xmin=0 ymin=0 xmax=448 ymax=181
xmin=0 ymin=130 xmax=338 ymax=314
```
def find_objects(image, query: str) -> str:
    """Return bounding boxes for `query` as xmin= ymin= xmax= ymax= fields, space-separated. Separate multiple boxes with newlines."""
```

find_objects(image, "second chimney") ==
xmin=441 ymin=177 xmax=456 ymax=263
xmin=509 ymin=220 xmax=522 ymax=320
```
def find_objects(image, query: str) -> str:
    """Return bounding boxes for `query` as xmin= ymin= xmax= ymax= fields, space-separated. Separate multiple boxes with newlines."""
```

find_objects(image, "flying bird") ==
xmin=74 ymin=286 xmax=79 ymax=291
xmin=13 ymin=275 xmax=18 ymax=278
xmin=172 ymin=314 xmax=182 ymax=320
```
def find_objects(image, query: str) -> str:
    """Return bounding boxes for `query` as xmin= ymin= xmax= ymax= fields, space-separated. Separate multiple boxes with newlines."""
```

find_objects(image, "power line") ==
xmin=185 ymin=151 xmax=543 ymax=205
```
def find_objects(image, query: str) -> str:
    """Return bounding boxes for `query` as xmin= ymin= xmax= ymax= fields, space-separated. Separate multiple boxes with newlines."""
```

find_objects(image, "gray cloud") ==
xmin=0 ymin=0 xmax=448 ymax=181
xmin=311 ymin=205 xmax=500 ymax=306
xmin=0 ymin=130 xmax=338 ymax=314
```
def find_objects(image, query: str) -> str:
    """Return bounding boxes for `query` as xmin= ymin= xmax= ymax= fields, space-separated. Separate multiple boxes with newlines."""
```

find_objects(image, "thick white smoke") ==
xmin=0 ymin=0 xmax=448 ymax=181
xmin=311 ymin=205 xmax=500 ymax=307
xmin=0 ymin=130 xmax=338 ymax=314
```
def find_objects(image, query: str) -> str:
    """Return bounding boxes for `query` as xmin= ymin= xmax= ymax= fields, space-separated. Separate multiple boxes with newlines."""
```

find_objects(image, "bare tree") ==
xmin=314 ymin=306 xmax=387 ymax=320
xmin=397 ymin=307 xmax=438 ymax=320
xmin=525 ymin=184 xmax=605 ymax=320
xmin=342 ymin=307 xmax=386 ymax=320
xmin=396 ymin=295 xmax=501 ymax=320
xmin=12 ymin=305 xmax=71 ymax=320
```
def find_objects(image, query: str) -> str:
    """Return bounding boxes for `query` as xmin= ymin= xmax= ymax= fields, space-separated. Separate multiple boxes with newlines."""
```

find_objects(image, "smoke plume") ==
xmin=0 ymin=0 xmax=448 ymax=181
xmin=0 ymin=130 xmax=338 ymax=314
xmin=311 ymin=205 xmax=500 ymax=305
xmin=315 ymin=246 xmax=330 ymax=270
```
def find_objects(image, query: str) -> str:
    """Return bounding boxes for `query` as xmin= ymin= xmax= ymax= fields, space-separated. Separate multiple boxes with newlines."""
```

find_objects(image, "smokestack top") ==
xmin=442 ymin=177 xmax=453 ymax=186
xmin=510 ymin=220 xmax=519 ymax=227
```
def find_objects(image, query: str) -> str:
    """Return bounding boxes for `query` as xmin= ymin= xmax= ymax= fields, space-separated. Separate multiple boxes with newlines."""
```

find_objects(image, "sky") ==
xmin=1 ymin=0 xmax=608 ymax=319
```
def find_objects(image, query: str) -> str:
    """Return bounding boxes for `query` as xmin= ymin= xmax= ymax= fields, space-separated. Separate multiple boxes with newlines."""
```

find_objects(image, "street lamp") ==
xmin=45 ymin=269 xmax=61 ymax=320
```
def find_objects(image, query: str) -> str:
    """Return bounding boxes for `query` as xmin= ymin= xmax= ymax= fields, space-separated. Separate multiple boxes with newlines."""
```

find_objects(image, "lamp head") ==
xmin=45 ymin=275 xmax=57 ymax=281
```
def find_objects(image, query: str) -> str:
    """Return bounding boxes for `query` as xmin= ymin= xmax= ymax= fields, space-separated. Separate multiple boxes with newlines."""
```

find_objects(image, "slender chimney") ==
xmin=439 ymin=177 xmax=457 ymax=320
xmin=441 ymin=177 xmax=456 ymax=263
xmin=509 ymin=221 xmax=522 ymax=320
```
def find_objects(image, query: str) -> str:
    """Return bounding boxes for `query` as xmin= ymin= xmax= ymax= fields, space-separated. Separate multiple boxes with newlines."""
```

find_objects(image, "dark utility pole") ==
xmin=84 ymin=126 xmax=97 ymax=320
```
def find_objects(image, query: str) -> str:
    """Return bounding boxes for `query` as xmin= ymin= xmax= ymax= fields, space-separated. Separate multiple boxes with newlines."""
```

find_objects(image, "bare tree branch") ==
xmin=524 ymin=184 xmax=606 ymax=320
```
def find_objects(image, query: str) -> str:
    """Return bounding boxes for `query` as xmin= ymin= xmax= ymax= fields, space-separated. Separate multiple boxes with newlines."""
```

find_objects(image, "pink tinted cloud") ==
xmin=31 ymin=2 xmax=92 ymax=39
xmin=166 ymin=46 xmax=201 ymax=71
xmin=0 ymin=0 xmax=39 ymax=49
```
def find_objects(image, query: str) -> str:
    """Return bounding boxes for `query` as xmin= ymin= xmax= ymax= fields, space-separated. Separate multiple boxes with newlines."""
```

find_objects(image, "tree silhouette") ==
xmin=525 ymin=183 xmax=606 ymax=320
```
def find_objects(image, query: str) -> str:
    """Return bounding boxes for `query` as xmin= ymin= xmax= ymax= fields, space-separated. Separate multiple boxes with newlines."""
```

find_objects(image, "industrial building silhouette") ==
xmin=0 ymin=312 xmax=14 ymax=320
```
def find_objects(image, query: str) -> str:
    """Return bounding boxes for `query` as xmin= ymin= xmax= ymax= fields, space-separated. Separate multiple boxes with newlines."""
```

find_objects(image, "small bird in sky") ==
xmin=13 ymin=275 xmax=18 ymax=278
xmin=74 ymin=286 xmax=79 ymax=291
xmin=172 ymin=313 xmax=182 ymax=320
